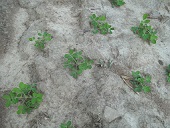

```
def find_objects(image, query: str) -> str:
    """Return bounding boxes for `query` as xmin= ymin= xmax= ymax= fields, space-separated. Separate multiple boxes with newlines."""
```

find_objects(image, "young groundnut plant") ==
xmin=64 ymin=49 xmax=93 ymax=79
xmin=60 ymin=120 xmax=74 ymax=128
xmin=90 ymin=14 xmax=114 ymax=35
xmin=2 ymin=82 xmax=43 ymax=114
xmin=111 ymin=0 xmax=125 ymax=7
xmin=29 ymin=32 xmax=52 ymax=50
xmin=130 ymin=71 xmax=151 ymax=93
xmin=131 ymin=14 xmax=158 ymax=44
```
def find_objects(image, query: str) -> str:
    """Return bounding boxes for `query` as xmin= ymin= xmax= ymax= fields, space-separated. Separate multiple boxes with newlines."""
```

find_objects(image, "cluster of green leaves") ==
xmin=2 ymin=82 xmax=43 ymax=114
xmin=60 ymin=121 xmax=74 ymax=128
xmin=166 ymin=64 xmax=170 ymax=83
xmin=90 ymin=14 xmax=114 ymax=35
xmin=29 ymin=32 xmax=52 ymax=49
xmin=130 ymin=71 xmax=151 ymax=93
xmin=111 ymin=0 xmax=125 ymax=7
xmin=64 ymin=49 xmax=93 ymax=79
xmin=131 ymin=14 xmax=158 ymax=44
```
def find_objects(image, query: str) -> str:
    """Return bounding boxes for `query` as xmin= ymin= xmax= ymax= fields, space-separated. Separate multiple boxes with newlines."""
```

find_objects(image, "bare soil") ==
xmin=0 ymin=0 xmax=170 ymax=128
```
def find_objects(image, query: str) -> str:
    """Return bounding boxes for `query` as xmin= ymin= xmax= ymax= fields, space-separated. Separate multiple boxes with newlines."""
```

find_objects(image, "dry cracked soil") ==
xmin=0 ymin=0 xmax=170 ymax=128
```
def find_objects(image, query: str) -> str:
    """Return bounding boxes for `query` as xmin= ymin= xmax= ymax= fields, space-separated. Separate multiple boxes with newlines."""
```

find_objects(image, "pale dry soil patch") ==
xmin=0 ymin=0 xmax=170 ymax=128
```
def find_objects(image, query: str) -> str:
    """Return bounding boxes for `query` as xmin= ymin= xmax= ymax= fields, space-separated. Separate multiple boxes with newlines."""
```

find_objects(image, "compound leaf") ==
xmin=143 ymin=14 xmax=149 ymax=20
xmin=12 ymin=88 xmax=22 ymax=94
xmin=17 ymin=105 xmax=24 ymax=114
xmin=92 ymin=29 xmax=99 ymax=34
xmin=29 ymin=38 xmax=33 ymax=41
xmin=19 ymin=82 xmax=27 ymax=90
xmin=2 ymin=95 xmax=10 ymax=100
xmin=134 ymin=87 xmax=142 ymax=92
xmin=31 ymin=98 xmax=37 ymax=104
xmin=142 ymin=86 xmax=151 ymax=93
xmin=98 ymin=16 xmax=106 ymax=21
xmin=38 ymin=33 xmax=42 ymax=36
xmin=5 ymin=100 xmax=11 ymax=107
xmin=144 ymin=20 xmax=150 ymax=23
xmin=145 ymin=75 xmax=151 ymax=83
xmin=167 ymin=77 xmax=170 ymax=83
xmin=69 ymin=49 xmax=74 ymax=54
xmin=67 ymin=121 xmax=72 ymax=126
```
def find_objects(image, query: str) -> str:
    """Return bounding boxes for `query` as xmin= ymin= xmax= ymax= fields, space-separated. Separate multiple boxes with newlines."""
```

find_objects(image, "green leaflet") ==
xmin=130 ymin=71 xmax=151 ymax=93
xmin=60 ymin=121 xmax=74 ymax=128
xmin=17 ymin=105 xmax=26 ymax=114
xmin=29 ymin=32 xmax=52 ymax=50
xmin=142 ymin=86 xmax=151 ymax=93
xmin=2 ymin=82 xmax=43 ymax=114
xmin=131 ymin=14 xmax=158 ymax=44
xmin=90 ymin=14 xmax=114 ymax=35
xmin=132 ymin=71 xmax=140 ymax=78
xmin=112 ymin=0 xmax=125 ymax=7
xmin=166 ymin=64 xmax=170 ymax=83
xmin=64 ymin=49 xmax=93 ymax=78
xmin=143 ymin=14 xmax=149 ymax=20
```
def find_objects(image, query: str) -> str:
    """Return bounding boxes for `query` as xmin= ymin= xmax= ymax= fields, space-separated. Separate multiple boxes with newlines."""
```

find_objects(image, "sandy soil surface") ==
xmin=0 ymin=0 xmax=170 ymax=128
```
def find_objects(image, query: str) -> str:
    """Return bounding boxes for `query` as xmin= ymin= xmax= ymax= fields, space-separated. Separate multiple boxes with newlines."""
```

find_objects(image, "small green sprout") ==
xmin=60 ymin=121 xmax=74 ymax=128
xmin=131 ymin=14 xmax=158 ymax=44
xmin=166 ymin=64 xmax=170 ymax=83
xmin=29 ymin=32 xmax=52 ymax=49
xmin=2 ymin=82 xmax=43 ymax=114
xmin=112 ymin=0 xmax=125 ymax=7
xmin=90 ymin=14 xmax=114 ymax=35
xmin=130 ymin=71 xmax=151 ymax=93
xmin=64 ymin=49 xmax=93 ymax=79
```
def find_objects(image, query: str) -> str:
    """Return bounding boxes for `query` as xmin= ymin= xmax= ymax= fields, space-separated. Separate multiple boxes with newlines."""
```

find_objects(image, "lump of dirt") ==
xmin=29 ymin=112 xmax=51 ymax=128
xmin=83 ymin=113 xmax=104 ymax=128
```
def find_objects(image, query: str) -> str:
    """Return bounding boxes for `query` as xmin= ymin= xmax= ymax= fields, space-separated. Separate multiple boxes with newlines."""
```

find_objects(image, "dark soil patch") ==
xmin=0 ymin=92 xmax=7 ymax=128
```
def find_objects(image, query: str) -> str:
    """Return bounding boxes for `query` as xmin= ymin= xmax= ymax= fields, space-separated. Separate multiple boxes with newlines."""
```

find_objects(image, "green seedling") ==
xmin=111 ymin=0 xmax=125 ymax=7
xmin=166 ymin=64 xmax=170 ymax=82
xmin=2 ymin=82 xmax=43 ymax=114
xmin=130 ymin=71 xmax=151 ymax=93
xmin=90 ymin=14 xmax=114 ymax=35
xmin=60 ymin=121 xmax=74 ymax=128
xmin=64 ymin=49 xmax=93 ymax=78
xmin=29 ymin=32 xmax=52 ymax=49
xmin=131 ymin=14 xmax=158 ymax=44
